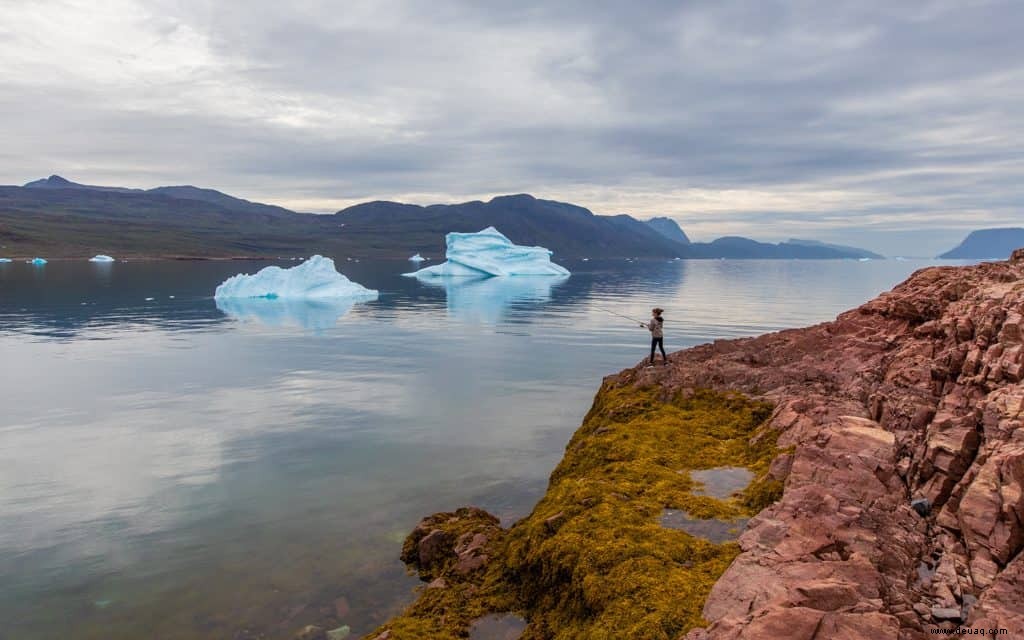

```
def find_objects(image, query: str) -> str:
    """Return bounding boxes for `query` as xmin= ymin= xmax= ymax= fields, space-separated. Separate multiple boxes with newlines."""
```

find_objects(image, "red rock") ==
xmin=629 ymin=255 xmax=1024 ymax=638
xmin=417 ymin=529 xmax=454 ymax=568
xmin=333 ymin=596 xmax=349 ymax=619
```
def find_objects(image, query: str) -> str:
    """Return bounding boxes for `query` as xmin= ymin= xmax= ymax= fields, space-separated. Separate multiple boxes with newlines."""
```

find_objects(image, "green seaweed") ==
xmin=365 ymin=384 xmax=782 ymax=640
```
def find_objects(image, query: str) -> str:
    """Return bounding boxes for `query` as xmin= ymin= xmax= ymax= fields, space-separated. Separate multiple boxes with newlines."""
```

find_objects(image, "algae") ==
xmin=365 ymin=384 xmax=781 ymax=640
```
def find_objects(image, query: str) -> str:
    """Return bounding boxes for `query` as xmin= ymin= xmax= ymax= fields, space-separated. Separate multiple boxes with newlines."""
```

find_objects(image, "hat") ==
xmin=652 ymin=307 xmax=664 ymax=314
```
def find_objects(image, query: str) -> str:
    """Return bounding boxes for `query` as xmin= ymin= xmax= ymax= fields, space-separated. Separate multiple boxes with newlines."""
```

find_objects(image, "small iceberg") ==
xmin=31 ymin=257 xmax=47 ymax=265
xmin=89 ymin=254 xmax=116 ymax=263
xmin=215 ymin=255 xmax=378 ymax=300
xmin=409 ymin=253 xmax=426 ymax=262
xmin=0 ymin=258 xmax=12 ymax=263
xmin=404 ymin=227 xmax=570 ymax=277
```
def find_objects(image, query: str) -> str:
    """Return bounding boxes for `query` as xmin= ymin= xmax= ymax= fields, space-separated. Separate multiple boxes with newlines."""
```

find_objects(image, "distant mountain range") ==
xmin=0 ymin=175 xmax=882 ymax=260
xmin=938 ymin=228 xmax=1024 ymax=259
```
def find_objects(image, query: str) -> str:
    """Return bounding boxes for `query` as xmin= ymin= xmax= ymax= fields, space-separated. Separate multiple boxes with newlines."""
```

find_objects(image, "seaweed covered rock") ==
xmin=373 ymin=253 xmax=1024 ymax=639
xmin=400 ymin=507 xmax=503 ymax=580
xmin=367 ymin=388 xmax=782 ymax=640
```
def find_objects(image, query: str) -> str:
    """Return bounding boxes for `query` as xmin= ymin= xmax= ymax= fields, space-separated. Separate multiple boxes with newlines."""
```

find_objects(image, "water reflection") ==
xmin=411 ymin=274 xmax=570 ymax=323
xmin=0 ymin=257 xmax=960 ymax=640
xmin=215 ymin=296 xmax=369 ymax=331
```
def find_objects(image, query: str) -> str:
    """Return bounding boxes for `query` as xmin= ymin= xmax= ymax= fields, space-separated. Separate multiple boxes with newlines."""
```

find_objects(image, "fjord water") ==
xmin=0 ymin=258 xmax=958 ymax=639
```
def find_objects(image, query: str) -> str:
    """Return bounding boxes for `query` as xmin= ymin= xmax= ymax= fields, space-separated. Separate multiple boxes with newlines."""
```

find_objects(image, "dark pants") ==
xmin=650 ymin=337 xmax=666 ymax=363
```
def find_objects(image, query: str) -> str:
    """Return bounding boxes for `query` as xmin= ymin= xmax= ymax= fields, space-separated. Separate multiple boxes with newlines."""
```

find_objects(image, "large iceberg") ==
xmin=89 ymin=254 xmax=116 ymax=263
xmin=214 ymin=255 xmax=378 ymax=300
xmin=404 ymin=227 xmax=570 ymax=277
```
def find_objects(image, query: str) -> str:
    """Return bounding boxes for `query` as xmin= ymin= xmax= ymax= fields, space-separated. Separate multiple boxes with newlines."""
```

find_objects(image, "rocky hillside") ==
xmin=357 ymin=251 xmax=1024 ymax=640
xmin=667 ymin=250 xmax=1024 ymax=638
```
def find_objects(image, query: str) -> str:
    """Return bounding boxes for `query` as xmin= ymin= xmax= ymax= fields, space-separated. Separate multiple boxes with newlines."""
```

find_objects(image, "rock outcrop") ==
xmin=368 ymin=252 xmax=1024 ymax=639
xmin=657 ymin=253 xmax=1024 ymax=638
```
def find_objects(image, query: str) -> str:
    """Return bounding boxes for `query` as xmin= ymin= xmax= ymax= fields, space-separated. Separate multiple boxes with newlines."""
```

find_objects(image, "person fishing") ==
xmin=642 ymin=307 xmax=667 ymax=366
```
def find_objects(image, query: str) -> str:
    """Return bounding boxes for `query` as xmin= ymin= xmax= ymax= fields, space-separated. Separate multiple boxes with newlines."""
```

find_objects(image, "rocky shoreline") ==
xmin=344 ymin=252 xmax=1024 ymax=640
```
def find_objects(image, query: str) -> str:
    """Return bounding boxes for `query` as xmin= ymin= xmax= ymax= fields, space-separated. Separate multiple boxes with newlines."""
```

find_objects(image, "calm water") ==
xmin=0 ymin=257 xmax=963 ymax=639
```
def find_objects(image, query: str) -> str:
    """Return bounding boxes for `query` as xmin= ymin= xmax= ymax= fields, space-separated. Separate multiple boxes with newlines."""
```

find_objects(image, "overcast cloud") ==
xmin=1 ymin=0 xmax=1022 ymax=253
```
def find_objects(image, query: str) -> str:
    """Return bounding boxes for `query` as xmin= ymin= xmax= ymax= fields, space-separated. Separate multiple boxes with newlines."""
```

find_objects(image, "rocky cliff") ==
xmin=673 ymin=250 xmax=1024 ymax=638
xmin=359 ymin=252 xmax=1024 ymax=640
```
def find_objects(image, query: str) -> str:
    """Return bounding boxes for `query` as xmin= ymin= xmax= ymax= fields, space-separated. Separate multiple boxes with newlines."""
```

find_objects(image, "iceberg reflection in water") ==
xmin=215 ymin=296 xmax=368 ymax=330
xmin=415 ymin=274 xmax=569 ymax=323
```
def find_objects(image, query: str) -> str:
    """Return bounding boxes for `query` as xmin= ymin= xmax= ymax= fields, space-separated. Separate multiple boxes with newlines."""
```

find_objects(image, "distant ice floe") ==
xmin=215 ymin=255 xmax=377 ymax=300
xmin=404 ymin=227 xmax=570 ymax=278
xmin=409 ymin=253 xmax=426 ymax=262
xmin=30 ymin=257 xmax=47 ymax=265
xmin=89 ymin=255 xmax=116 ymax=263
xmin=214 ymin=255 xmax=377 ymax=329
xmin=0 ymin=258 xmax=12 ymax=263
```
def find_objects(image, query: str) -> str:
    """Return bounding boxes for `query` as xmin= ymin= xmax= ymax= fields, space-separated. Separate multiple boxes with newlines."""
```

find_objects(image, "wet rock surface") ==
xmin=468 ymin=613 xmax=528 ymax=640
xmin=660 ymin=509 xmax=749 ymax=543
xmin=643 ymin=255 xmax=1024 ymax=638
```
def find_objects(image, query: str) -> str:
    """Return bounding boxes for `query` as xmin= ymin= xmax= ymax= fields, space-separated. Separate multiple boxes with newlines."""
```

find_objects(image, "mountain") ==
xmin=645 ymin=217 xmax=690 ymax=244
xmin=1 ymin=176 xmax=881 ymax=260
xmin=785 ymin=238 xmax=884 ymax=260
xmin=682 ymin=236 xmax=883 ymax=260
xmin=333 ymin=194 xmax=686 ymax=258
xmin=24 ymin=175 xmax=295 ymax=218
xmin=938 ymin=228 xmax=1024 ymax=259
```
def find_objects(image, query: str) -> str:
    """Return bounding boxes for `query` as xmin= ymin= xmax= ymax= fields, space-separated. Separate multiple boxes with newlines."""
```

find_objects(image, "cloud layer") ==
xmin=1 ymin=0 xmax=1022 ymax=251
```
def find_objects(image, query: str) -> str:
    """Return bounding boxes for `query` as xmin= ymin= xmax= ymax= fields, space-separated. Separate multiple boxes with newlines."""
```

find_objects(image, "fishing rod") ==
xmin=594 ymin=307 xmax=649 ymax=325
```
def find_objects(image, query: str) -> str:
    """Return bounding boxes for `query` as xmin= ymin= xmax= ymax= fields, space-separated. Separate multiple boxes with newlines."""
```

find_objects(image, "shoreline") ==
xmin=342 ymin=252 xmax=1024 ymax=640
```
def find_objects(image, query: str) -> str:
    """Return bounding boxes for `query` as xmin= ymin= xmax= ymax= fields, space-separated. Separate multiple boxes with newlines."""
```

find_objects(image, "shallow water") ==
xmin=659 ymin=509 xmax=750 ymax=544
xmin=690 ymin=467 xmax=755 ymax=500
xmin=469 ymin=613 xmax=528 ymax=640
xmin=0 ymin=257 xmax=971 ymax=639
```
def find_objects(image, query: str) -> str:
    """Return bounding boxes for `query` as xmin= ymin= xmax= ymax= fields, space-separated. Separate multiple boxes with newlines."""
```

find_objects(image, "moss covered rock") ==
xmin=366 ymin=384 xmax=782 ymax=640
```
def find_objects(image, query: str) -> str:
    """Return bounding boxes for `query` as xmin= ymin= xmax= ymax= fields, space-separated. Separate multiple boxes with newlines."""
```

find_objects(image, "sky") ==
xmin=1 ymin=0 xmax=1022 ymax=255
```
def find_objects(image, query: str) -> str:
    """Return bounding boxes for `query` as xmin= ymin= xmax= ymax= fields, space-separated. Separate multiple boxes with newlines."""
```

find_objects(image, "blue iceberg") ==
xmin=404 ymin=227 xmax=570 ymax=277
xmin=89 ymin=254 xmax=116 ymax=263
xmin=31 ymin=257 xmax=47 ymax=265
xmin=215 ymin=255 xmax=378 ymax=301
xmin=0 ymin=258 xmax=11 ymax=263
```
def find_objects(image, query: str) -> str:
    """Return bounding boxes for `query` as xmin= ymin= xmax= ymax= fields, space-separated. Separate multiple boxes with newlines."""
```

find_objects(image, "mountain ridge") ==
xmin=2 ymin=176 xmax=882 ymax=260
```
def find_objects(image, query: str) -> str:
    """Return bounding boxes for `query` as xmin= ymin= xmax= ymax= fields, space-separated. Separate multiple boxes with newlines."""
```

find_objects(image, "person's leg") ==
xmin=658 ymin=338 xmax=667 ymax=362
xmin=650 ymin=338 xmax=656 ymax=365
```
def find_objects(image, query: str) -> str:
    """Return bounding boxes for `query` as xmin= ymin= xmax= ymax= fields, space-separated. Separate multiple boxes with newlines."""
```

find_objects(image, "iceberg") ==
xmin=409 ymin=253 xmax=426 ymax=262
xmin=0 ymin=258 xmax=11 ymax=263
xmin=31 ymin=257 xmax=47 ymax=265
xmin=89 ymin=254 xmax=116 ymax=263
xmin=214 ymin=255 xmax=377 ymax=301
xmin=404 ymin=227 xmax=570 ymax=277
